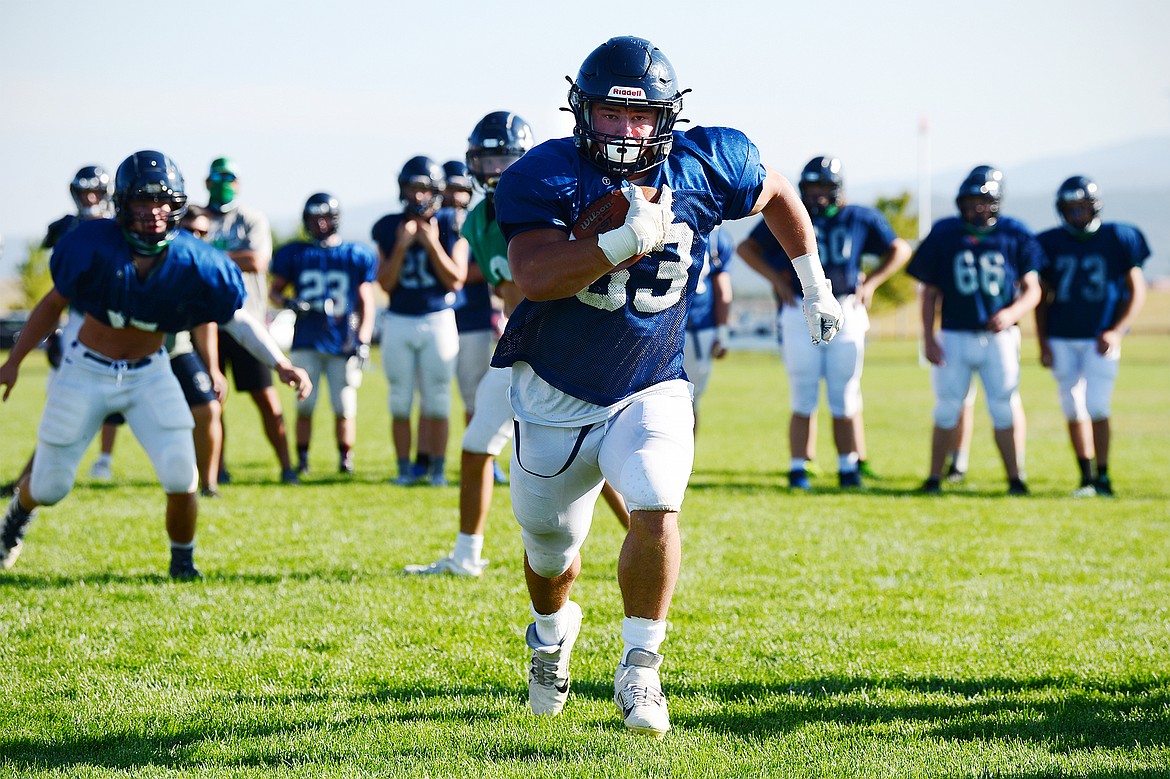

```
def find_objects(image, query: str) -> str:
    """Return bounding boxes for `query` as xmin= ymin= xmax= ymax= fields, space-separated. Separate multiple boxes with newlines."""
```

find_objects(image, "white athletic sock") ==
xmin=838 ymin=452 xmax=859 ymax=473
xmin=952 ymin=449 xmax=970 ymax=472
xmin=621 ymin=616 xmax=666 ymax=664
xmin=790 ymin=457 xmax=808 ymax=472
xmin=95 ymin=453 xmax=112 ymax=467
xmin=532 ymin=603 xmax=573 ymax=646
xmin=453 ymin=532 xmax=483 ymax=565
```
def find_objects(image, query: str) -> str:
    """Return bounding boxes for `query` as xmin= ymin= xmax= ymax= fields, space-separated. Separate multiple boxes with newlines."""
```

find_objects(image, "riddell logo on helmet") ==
xmin=608 ymin=86 xmax=646 ymax=99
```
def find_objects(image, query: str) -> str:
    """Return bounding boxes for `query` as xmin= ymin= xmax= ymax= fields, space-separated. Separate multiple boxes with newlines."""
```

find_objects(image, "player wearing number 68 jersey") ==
xmin=1034 ymin=176 xmax=1149 ymax=497
xmin=491 ymin=35 xmax=841 ymax=736
xmin=907 ymin=165 xmax=1044 ymax=495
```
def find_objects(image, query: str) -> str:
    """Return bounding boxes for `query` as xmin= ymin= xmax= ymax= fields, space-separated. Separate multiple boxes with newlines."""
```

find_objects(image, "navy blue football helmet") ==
xmin=398 ymin=156 xmax=446 ymax=217
xmin=956 ymin=165 xmax=1003 ymax=230
xmin=799 ymin=156 xmax=844 ymax=217
xmin=567 ymin=36 xmax=688 ymax=177
xmin=113 ymin=150 xmax=188 ymax=255
xmin=1056 ymin=175 xmax=1102 ymax=236
xmin=442 ymin=161 xmax=473 ymax=193
xmin=70 ymin=165 xmax=113 ymax=218
xmin=303 ymin=192 xmax=341 ymax=243
xmin=466 ymin=111 xmax=534 ymax=192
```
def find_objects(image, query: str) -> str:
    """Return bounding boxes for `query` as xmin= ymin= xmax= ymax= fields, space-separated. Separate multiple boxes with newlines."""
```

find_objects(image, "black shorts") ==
xmin=218 ymin=331 xmax=272 ymax=392
xmin=170 ymin=351 xmax=218 ymax=407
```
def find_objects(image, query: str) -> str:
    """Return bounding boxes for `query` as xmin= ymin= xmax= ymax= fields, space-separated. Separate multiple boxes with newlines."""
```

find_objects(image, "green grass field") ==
xmin=1 ymin=335 xmax=1167 ymax=778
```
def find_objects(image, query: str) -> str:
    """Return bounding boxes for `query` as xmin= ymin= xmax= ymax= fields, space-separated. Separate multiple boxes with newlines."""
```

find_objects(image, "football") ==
xmin=572 ymin=186 xmax=659 ymax=268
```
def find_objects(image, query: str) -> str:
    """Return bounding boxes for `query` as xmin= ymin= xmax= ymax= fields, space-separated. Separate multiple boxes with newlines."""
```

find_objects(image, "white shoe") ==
xmin=89 ymin=459 xmax=113 ymax=481
xmin=615 ymin=648 xmax=670 ymax=737
xmin=526 ymin=601 xmax=583 ymax=716
xmin=1072 ymin=484 xmax=1097 ymax=498
xmin=0 ymin=539 xmax=21 ymax=571
xmin=403 ymin=554 xmax=487 ymax=577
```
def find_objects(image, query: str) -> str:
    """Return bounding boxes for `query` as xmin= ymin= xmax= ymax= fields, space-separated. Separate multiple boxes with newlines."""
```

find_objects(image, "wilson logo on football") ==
xmin=574 ymin=199 xmax=619 ymax=234
xmin=608 ymin=86 xmax=646 ymax=99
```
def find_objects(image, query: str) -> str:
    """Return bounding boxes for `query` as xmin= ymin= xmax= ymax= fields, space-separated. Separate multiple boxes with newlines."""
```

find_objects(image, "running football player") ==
xmin=491 ymin=37 xmax=841 ymax=735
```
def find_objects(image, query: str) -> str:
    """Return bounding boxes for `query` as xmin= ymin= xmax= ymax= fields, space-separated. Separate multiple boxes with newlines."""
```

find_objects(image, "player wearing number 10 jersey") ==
xmin=1035 ymin=176 xmax=1149 ymax=497
xmin=491 ymin=35 xmax=840 ymax=736
xmin=907 ymin=165 xmax=1044 ymax=495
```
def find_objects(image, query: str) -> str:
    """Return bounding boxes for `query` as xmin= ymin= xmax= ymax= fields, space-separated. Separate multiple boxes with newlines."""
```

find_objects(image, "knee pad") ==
xmin=1085 ymin=385 xmax=1112 ymax=421
xmin=388 ymin=381 xmax=414 ymax=418
xmin=788 ymin=369 xmax=820 ymax=416
xmin=419 ymin=378 xmax=453 ymax=418
xmin=29 ymin=467 xmax=73 ymax=506
xmin=158 ymin=442 xmax=199 ymax=494
xmin=521 ymin=530 xmax=576 ymax=579
xmin=933 ymin=397 xmax=964 ymax=429
xmin=987 ymin=392 xmax=1016 ymax=430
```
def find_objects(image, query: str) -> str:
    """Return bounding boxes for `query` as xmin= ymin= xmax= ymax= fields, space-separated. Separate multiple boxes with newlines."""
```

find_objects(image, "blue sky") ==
xmin=1 ymin=0 xmax=1167 ymax=263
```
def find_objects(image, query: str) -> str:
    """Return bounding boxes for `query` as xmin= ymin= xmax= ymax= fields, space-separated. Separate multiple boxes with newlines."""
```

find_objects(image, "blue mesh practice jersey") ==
xmin=1036 ymin=223 xmax=1149 ymax=339
xmin=491 ymin=126 xmax=766 ymax=406
xmin=51 ymin=220 xmax=246 ymax=332
xmin=271 ymin=240 xmax=378 ymax=354
xmin=370 ymin=209 xmax=465 ymax=316
xmin=748 ymin=204 xmax=897 ymax=299
xmin=907 ymin=216 xmax=1044 ymax=331
xmin=686 ymin=225 xmax=735 ymax=332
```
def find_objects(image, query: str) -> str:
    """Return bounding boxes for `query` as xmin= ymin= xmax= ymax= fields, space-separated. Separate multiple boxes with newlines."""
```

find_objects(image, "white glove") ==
xmin=802 ymin=280 xmax=844 ymax=344
xmin=790 ymin=252 xmax=843 ymax=344
xmin=596 ymin=181 xmax=674 ymax=266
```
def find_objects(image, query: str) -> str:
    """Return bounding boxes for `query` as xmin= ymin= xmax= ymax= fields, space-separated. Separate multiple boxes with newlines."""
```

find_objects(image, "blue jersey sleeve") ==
xmin=49 ymin=221 xmax=101 ymax=301
xmin=673 ymin=126 xmax=766 ymax=222
xmin=1113 ymin=223 xmax=1152 ymax=268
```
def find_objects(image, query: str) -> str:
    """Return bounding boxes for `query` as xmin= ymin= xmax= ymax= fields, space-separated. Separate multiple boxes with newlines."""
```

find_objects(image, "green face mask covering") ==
xmin=208 ymin=182 xmax=237 ymax=206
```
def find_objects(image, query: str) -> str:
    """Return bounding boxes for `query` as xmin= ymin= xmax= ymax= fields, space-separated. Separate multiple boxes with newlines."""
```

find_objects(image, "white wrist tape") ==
xmin=791 ymin=252 xmax=828 ymax=293
xmin=596 ymin=225 xmax=640 ymax=267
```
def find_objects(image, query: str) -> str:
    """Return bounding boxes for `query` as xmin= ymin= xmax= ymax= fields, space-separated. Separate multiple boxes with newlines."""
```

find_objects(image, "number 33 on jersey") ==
xmin=491 ymin=125 xmax=767 ymax=407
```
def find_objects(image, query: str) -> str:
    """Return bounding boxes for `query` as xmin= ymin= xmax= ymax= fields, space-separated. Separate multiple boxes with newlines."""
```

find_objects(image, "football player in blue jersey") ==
xmin=405 ymin=112 xmax=630 ymax=579
xmin=0 ymin=150 xmax=310 ymax=579
xmin=684 ymin=224 xmax=735 ymax=433
xmin=2 ymin=166 xmax=122 ymax=497
xmin=373 ymin=156 xmax=469 ymax=486
xmin=907 ymin=165 xmax=1044 ymax=495
xmin=1035 ymin=176 xmax=1148 ymax=497
xmin=270 ymin=193 xmax=378 ymax=476
xmin=738 ymin=157 xmax=911 ymax=488
xmin=490 ymin=36 xmax=842 ymax=735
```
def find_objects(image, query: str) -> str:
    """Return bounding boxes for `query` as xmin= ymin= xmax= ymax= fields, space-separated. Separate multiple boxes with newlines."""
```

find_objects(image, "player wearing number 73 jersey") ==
xmin=491 ymin=35 xmax=840 ymax=736
xmin=906 ymin=165 xmax=1044 ymax=495
xmin=1034 ymin=176 xmax=1149 ymax=497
